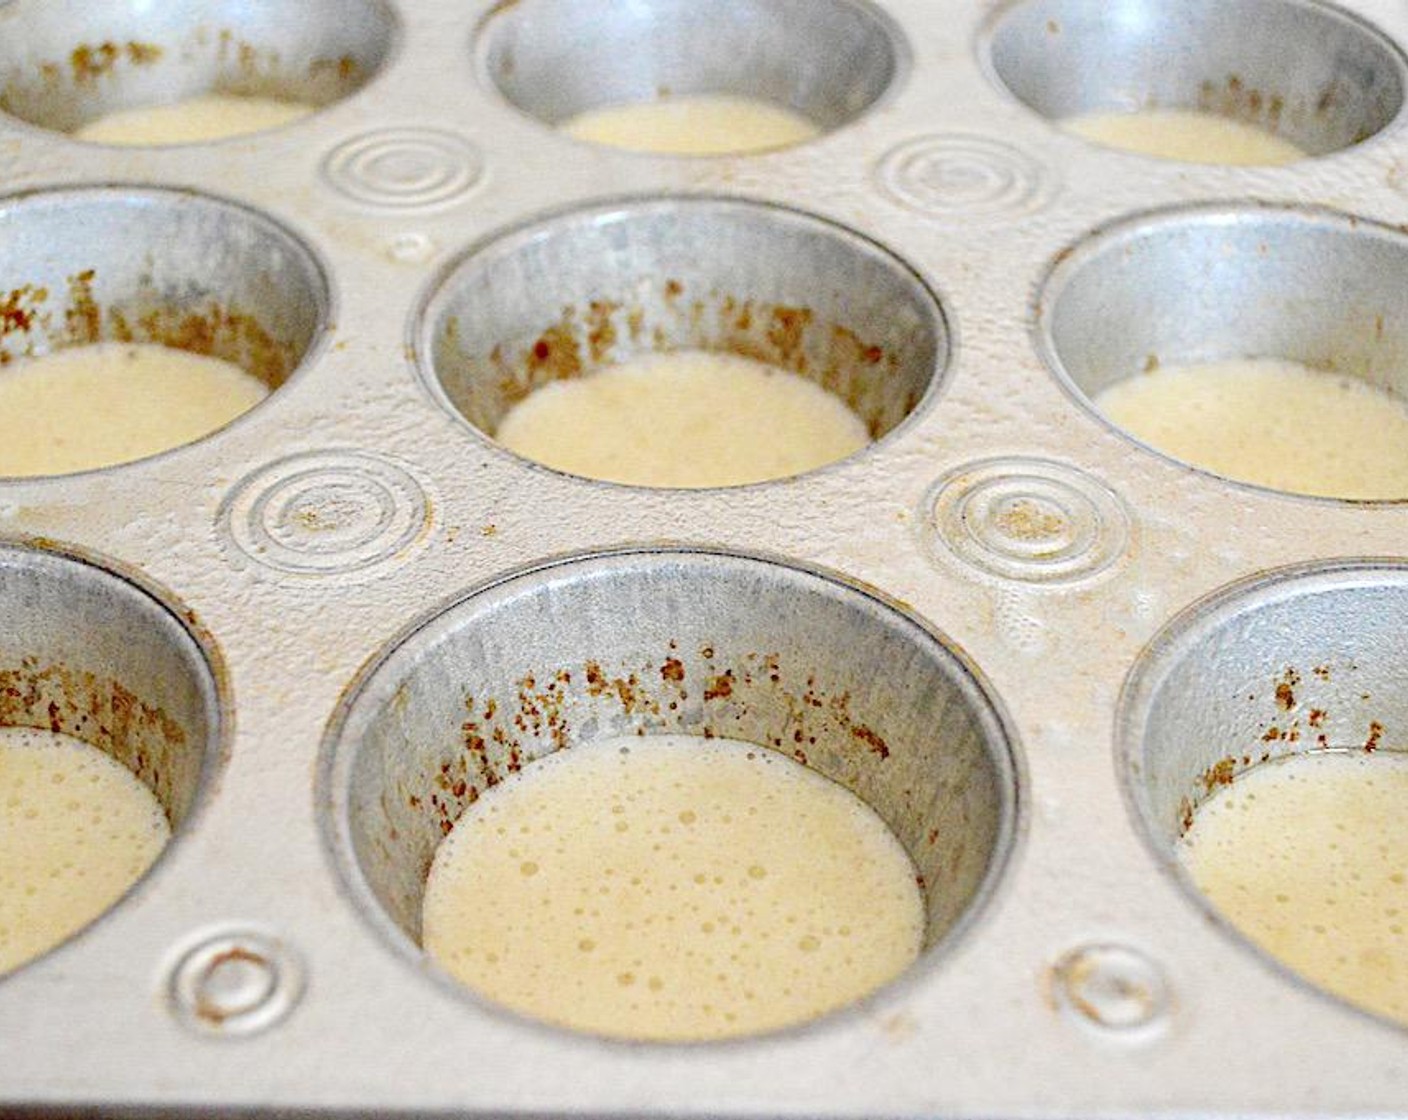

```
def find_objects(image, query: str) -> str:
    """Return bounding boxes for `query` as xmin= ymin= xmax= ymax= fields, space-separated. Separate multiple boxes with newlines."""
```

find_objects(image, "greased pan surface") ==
xmin=2 ymin=0 xmax=1408 ymax=1115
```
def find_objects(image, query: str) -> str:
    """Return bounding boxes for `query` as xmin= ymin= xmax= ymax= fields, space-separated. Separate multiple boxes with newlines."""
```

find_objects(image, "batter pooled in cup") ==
xmin=1063 ymin=108 xmax=1305 ymax=165
xmin=560 ymin=94 xmax=819 ymax=155
xmin=1178 ymin=750 xmax=1408 ymax=1025
xmin=0 ymin=342 xmax=268 ymax=477
xmin=422 ymin=734 xmax=924 ymax=1041
xmin=73 ymin=94 xmax=314 ymax=146
xmin=495 ymin=349 xmax=869 ymax=488
xmin=0 ymin=726 xmax=170 ymax=975
xmin=1094 ymin=357 xmax=1408 ymax=499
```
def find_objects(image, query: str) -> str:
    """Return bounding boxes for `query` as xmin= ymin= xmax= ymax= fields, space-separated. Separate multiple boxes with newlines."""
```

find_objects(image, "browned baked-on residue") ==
xmin=1307 ymin=708 xmax=1326 ymax=728
xmin=309 ymin=55 xmax=361 ymax=84
xmin=127 ymin=42 xmax=164 ymax=66
xmin=64 ymin=269 xmax=101 ymax=344
xmin=1365 ymin=721 xmax=1385 ymax=752
xmin=851 ymin=723 xmax=889 ymax=759
xmin=765 ymin=306 xmax=812 ymax=366
xmin=68 ymin=41 xmax=163 ymax=83
xmin=1262 ymin=726 xmax=1283 ymax=743
xmin=0 ymin=283 xmax=48 ymax=343
xmin=194 ymin=947 xmax=266 ymax=1023
xmin=585 ymin=300 xmax=618 ymax=364
xmin=1316 ymin=81 xmax=1343 ymax=117
xmin=1199 ymin=757 xmax=1238 ymax=794
xmin=497 ymin=319 xmax=582 ymax=407
xmin=1178 ymin=796 xmax=1195 ymax=836
xmin=0 ymin=660 xmax=187 ymax=818
xmin=119 ymin=302 xmax=293 ymax=389
xmin=1198 ymin=74 xmax=1285 ymax=131
xmin=1312 ymin=665 xmax=1332 ymax=681
xmin=816 ymin=323 xmax=900 ymax=437
xmin=1275 ymin=681 xmax=1295 ymax=711
xmin=421 ymin=646 xmax=908 ymax=847
xmin=71 ymin=42 xmax=120 ymax=82
xmin=704 ymin=672 xmax=733 ymax=701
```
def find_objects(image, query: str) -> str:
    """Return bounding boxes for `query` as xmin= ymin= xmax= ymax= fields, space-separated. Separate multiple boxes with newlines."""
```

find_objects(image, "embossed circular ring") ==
xmin=322 ymin=128 xmax=484 ymax=209
xmin=876 ymin=134 xmax=1055 ymax=222
xmin=221 ymin=450 xmax=432 ymax=577
xmin=167 ymin=927 xmax=305 ymax=1037
xmin=1050 ymin=943 xmax=1170 ymax=1035
xmin=926 ymin=457 xmax=1130 ymax=584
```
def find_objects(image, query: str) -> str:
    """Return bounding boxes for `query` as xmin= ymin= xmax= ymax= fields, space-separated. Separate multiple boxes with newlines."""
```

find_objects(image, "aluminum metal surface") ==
xmin=986 ymin=0 xmax=1406 ymax=155
xmin=1 ymin=0 xmax=1408 ymax=1115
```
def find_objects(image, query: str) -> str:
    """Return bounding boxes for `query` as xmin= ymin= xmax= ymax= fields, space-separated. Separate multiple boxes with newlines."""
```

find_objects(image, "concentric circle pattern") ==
xmin=221 ymin=450 xmax=431 ymax=577
xmin=927 ymin=457 xmax=1130 ymax=584
xmin=322 ymin=128 xmax=484 ymax=209
xmin=877 ymin=134 xmax=1054 ymax=222
xmin=167 ymin=927 xmax=305 ymax=1037
xmin=1051 ymin=943 xmax=1169 ymax=1034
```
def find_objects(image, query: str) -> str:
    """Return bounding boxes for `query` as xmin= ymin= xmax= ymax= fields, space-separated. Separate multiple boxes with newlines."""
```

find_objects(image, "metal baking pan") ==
xmin=2 ymin=0 xmax=1407 ymax=1114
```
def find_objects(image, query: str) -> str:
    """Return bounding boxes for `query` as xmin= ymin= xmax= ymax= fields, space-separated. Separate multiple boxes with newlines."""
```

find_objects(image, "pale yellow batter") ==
xmin=1179 ymin=750 xmax=1408 ymax=1025
xmin=73 ymin=93 xmax=314 ymax=145
xmin=495 ymin=349 xmax=869 ymax=488
xmin=1094 ymin=357 xmax=1408 ymax=499
xmin=1063 ymin=108 xmax=1306 ymax=165
xmin=0 ymin=342 xmax=269 ymax=477
xmin=560 ymin=93 xmax=819 ymax=155
xmin=422 ymin=734 xmax=924 ymax=1041
xmin=0 ymin=726 xmax=170 ymax=975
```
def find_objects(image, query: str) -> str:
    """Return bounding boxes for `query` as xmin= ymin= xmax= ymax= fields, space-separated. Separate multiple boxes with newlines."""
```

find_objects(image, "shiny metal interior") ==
xmin=0 ymin=539 xmax=222 ymax=881
xmin=419 ymin=196 xmax=948 ymax=473
xmin=0 ymin=185 xmax=329 ymax=398
xmin=0 ymin=0 xmax=398 ymax=137
xmin=325 ymin=548 xmax=1019 ymax=1028
xmin=1121 ymin=561 xmax=1408 ymax=845
xmin=1119 ymin=561 xmax=1408 ymax=998
xmin=477 ymin=0 xmax=901 ymax=138
xmin=987 ymin=0 xmax=1406 ymax=156
xmin=1038 ymin=204 xmax=1408 ymax=480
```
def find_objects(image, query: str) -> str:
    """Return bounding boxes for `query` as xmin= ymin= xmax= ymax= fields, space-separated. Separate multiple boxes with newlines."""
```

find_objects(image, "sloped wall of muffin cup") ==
xmin=323 ymin=548 xmax=1021 ymax=1034
xmin=0 ymin=0 xmax=398 ymax=139
xmin=477 ymin=0 xmax=902 ymax=146
xmin=1037 ymin=203 xmax=1408 ymax=499
xmin=0 ymin=540 xmax=226 ymax=971
xmin=986 ymin=0 xmax=1405 ymax=158
xmin=417 ymin=195 xmax=948 ymax=485
xmin=1120 ymin=561 xmax=1408 ymax=1017
xmin=0 ymin=185 xmax=330 ymax=474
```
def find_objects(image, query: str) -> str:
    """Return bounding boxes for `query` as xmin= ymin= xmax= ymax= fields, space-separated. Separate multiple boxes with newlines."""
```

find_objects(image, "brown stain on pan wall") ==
xmin=69 ymin=41 xmax=165 ymax=83
xmin=0 ymin=659 xmax=189 ymax=821
xmin=464 ymin=280 xmax=905 ymax=438
xmin=398 ymin=645 xmax=901 ymax=849
xmin=0 ymin=269 xmax=297 ymax=388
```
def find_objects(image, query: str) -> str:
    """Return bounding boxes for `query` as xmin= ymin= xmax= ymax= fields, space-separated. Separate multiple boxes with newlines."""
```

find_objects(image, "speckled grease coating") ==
xmin=4 ymin=0 xmax=1408 ymax=1117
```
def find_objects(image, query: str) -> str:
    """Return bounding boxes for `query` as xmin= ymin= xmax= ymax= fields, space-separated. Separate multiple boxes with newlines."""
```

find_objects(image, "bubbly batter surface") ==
xmin=0 ymin=342 xmax=269 ymax=477
xmin=1094 ymin=357 xmax=1408 ymax=499
xmin=73 ymin=93 xmax=314 ymax=145
xmin=0 ymin=726 xmax=170 ymax=975
xmin=560 ymin=94 xmax=819 ymax=155
xmin=1063 ymin=108 xmax=1305 ymax=165
xmin=422 ymin=734 xmax=924 ymax=1041
xmin=495 ymin=349 xmax=869 ymax=488
xmin=1179 ymin=750 xmax=1408 ymax=1025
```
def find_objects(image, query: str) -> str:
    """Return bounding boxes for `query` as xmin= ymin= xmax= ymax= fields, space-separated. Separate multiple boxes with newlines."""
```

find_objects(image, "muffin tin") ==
xmin=2 ymin=0 xmax=1408 ymax=1114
